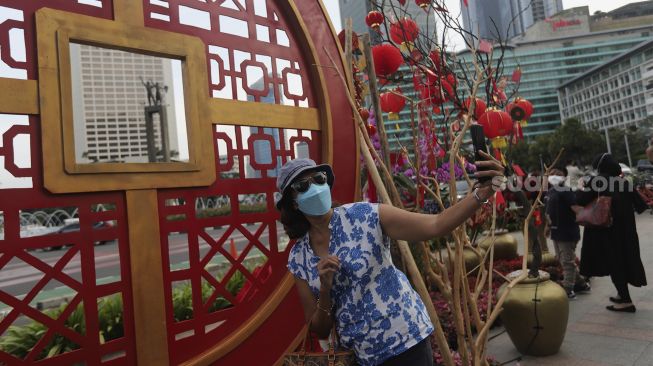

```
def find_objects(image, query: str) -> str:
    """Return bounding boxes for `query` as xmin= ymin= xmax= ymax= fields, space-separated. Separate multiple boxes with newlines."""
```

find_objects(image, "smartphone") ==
xmin=470 ymin=124 xmax=491 ymax=183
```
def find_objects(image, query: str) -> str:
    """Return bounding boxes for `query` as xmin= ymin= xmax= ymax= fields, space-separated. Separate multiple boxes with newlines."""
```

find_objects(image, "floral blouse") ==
xmin=287 ymin=202 xmax=434 ymax=366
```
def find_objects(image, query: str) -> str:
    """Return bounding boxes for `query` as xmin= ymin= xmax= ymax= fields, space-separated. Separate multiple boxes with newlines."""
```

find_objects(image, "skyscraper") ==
xmin=70 ymin=44 xmax=183 ymax=163
xmin=461 ymin=0 xmax=563 ymax=42
xmin=338 ymin=1 xmax=439 ymax=44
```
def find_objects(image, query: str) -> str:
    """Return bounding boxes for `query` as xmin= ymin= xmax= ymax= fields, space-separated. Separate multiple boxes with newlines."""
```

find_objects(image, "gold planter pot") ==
xmin=498 ymin=270 xmax=568 ymax=356
xmin=443 ymin=247 xmax=486 ymax=275
xmin=478 ymin=232 xmax=518 ymax=260
xmin=527 ymin=252 xmax=558 ymax=267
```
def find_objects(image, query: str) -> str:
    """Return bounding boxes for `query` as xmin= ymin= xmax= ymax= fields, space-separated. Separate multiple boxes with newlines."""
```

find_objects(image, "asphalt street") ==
xmin=1 ymin=223 xmax=286 ymax=309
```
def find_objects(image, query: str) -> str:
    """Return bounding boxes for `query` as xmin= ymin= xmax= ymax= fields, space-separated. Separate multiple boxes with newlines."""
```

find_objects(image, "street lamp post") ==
xmin=604 ymin=128 xmax=612 ymax=154
xmin=625 ymin=132 xmax=633 ymax=167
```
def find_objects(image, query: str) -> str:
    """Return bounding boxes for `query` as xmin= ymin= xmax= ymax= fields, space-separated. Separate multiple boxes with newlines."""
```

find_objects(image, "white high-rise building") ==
xmin=70 ymin=44 xmax=182 ymax=163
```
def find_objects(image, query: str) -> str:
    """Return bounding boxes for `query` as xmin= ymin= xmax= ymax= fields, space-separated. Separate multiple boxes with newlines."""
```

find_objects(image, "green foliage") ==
xmin=97 ymin=295 xmax=124 ymax=343
xmin=168 ymin=203 xmax=269 ymax=221
xmin=173 ymin=269 xmax=247 ymax=321
xmin=0 ymin=302 xmax=84 ymax=360
xmin=510 ymin=118 xmax=604 ymax=171
xmin=0 ymin=264 xmax=252 ymax=359
xmin=605 ymin=121 xmax=652 ymax=166
xmin=0 ymin=319 xmax=48 ymax=360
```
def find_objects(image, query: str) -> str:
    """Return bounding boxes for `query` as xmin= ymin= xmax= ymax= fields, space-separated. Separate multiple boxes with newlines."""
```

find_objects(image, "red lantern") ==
xmin=358 ymin=107 xmax=370 ymax=122
xmin=337 ymin=30 xmax=359 ymax=50
xmin=390 ymin=18 xmax=419 ymax=46
xmin=366 ymin=123 xmax=377 ymax=136
xmin=463 ymin=97 xmax=487 ymax=121
xmin=415 ymin=0 xmax=431 ymax=9
xmin=365 ymin=11 xmax=384 ymax=31
xmin=507 ymin=97 xmax=533 ymax=126
xmin=398 ymin=0 xmax=407 ymax=5
xmin=429 ymin=49 xmax=443 ymax=71
xmin=478 ymin=108 xmax=513 ymax=148
xmin=380 ymin=88 xmax=406 ymax=120
xmin=372 ymin=44 xmax=404 ymax=78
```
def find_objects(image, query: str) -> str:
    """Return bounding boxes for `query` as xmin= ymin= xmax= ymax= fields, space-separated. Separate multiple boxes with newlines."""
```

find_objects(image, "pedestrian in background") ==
xmin=546 ymin=168 xmax=590 ymax=299
xmin=576 ymin=153 xmax=648 ymax=313
xmin=565 ymin=160 xmax=582 ymax=191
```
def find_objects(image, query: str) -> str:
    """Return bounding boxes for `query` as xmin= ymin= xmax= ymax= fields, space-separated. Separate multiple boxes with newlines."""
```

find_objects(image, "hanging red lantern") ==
xmin=478 ymin=108 xmax=513 ymax=149
xmin=398 ymin=0 xmax=407 ymax=5
xmin=463 ymin=97 xmax=487 ymax=121
xmin=429 ymin=49 xmax=445 ymax=72
xmin=365 ymin=11 xmax=384 ymax=31
xmin=337 ymin=30 xmax=359 ymax=50
xmin=507 ymin=97 xmax=533 ymax=126
xmin=390 ymin=18 xmax=419 ymax=47
xmin=380 ymin=88 xmax=406 ymax=120
xmin=366 ymin=123 xmax=377 ymax=136
xmin=372 ymin=44 xmax=404 ymax=78
xmin=358 ymin=107 xmax=370 ymax=122
xmin=415 ymin=0 xmax=431 ymax=9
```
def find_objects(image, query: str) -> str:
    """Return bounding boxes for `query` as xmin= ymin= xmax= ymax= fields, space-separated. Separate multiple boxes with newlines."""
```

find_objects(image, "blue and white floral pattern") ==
xmin=287 ymin=203 xmax=434 ymax=366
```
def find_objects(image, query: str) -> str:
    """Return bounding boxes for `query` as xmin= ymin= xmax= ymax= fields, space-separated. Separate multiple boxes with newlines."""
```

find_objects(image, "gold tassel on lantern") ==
xmin=519 ymin=120 xmax=528 ymax=127
xmin=400 ymin=42 xmax=415 ymax=53
xmin=389 ymin=112 xmax=399 ymax=120
xmin=491 ymin=137 xmax=507 ymax=149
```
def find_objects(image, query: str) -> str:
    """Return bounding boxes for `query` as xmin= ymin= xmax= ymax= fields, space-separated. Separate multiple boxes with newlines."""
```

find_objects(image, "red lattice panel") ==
xmin=0 ymin=2 xmax=135 ymax=365
xmin=0 ymin=118 xmax=135 ymax=365
xmin=143 ymin=0 xmax=315 ymax=107
xmin=158 ymin=125 xmax=320 ymax=364
xmin=0 ymin=1 xmax=356 ymax=365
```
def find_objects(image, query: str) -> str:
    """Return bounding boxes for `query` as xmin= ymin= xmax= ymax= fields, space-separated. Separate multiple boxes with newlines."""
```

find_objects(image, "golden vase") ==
xmin=478 ymin=232 xmax=518 ymax=260
xmin=498 ymin=270 xmax=569 ymax=356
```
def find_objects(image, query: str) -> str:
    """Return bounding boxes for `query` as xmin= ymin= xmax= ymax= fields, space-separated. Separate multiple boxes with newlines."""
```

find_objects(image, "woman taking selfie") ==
xmin=277 ymin=155 xmax=505 ymax=366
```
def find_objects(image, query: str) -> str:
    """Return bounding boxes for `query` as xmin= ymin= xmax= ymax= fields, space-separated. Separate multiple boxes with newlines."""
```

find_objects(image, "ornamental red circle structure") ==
xmin=479 ymin=108 xmax=513 ymax=138
xmin=338 ymin=30 xmax=359 ymax=50
xmin=390 ymin=17 xmax=420 ymax=45
xmin=415 ymin=0 xmax=431 ymax=9
xmin=463 ymin=97 xmax=487 ymax=121
xmin=365 ymin=10 xmax=384 ymax=31
xmin=372 ymin=44 xmax=404 ymax=77
xmin=507 ymin=97 xmax=534 ymax=122
xmin=380 ymin=89 xmax=407 ymax=120
xmin=358 ymin=107 xmax=370 ymax=122
xmin=0 ymin=1 xmax=356 ymax=365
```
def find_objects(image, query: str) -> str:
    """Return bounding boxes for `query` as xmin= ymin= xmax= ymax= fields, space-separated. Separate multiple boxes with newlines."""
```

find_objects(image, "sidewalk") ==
xmin=487 ymin=214 xmax=653 ymax=366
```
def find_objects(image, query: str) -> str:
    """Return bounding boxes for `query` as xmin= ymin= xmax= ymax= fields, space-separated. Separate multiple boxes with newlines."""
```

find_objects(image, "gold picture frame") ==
xmin=36 ymin=7 xmax=215 ymax=192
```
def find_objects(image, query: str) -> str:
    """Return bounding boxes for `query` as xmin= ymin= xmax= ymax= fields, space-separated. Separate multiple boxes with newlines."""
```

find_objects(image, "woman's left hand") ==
xmin=474 ymin=150 xmax=506 ymax=200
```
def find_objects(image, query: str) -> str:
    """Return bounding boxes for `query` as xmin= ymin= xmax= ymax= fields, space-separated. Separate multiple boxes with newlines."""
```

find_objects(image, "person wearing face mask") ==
xmin=545 ymin=168 xmax=590 ymax=299
xmin=576 ymin=153 xmax=648 ymax=313
xmin=277 ymin=156 xmax=505 ymax=366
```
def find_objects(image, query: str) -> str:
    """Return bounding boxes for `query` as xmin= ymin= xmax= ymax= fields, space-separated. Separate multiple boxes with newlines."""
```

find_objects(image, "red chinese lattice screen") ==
xmin=0 ymin=1 xmax=355 ymax=365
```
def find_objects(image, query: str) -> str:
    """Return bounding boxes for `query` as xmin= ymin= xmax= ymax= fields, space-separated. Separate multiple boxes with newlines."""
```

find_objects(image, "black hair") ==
xmin=592 ymin=153 xmax=621 ymax=177
xmin=278 ymin=189 xmax=310 ymax=240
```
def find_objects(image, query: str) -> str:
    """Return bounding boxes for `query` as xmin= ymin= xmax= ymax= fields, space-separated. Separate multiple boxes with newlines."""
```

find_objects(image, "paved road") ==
xmin=1 ymin=223 xmax=286 ymax=306
xmin=488 ymin=213 xmax=653 ymax=365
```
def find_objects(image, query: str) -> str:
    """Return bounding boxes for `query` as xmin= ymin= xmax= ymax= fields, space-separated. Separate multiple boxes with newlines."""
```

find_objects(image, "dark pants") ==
xmin=379 ymin=337 xmax=434 ymax=366
xmin=611 ymin=272 xmax=632 ymax=302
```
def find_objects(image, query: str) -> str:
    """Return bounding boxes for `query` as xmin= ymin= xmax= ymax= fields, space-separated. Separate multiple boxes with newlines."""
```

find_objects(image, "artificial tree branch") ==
xmin=323 ymin=46 xmax=456 ymax=366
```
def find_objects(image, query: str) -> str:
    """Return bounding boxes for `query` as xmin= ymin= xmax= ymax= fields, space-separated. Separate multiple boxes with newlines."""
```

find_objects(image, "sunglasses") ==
xmin=291 ymin=171 xmax=328 ymax=193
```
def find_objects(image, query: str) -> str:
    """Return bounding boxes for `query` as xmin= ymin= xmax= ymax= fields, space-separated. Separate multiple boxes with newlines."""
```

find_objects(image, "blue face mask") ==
xmin=296 ymin=182 xmax=332 ymax=216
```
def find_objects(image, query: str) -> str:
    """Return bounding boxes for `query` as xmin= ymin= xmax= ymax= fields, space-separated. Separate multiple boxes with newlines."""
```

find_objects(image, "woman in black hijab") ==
xmin=576 ymin=153 xmax=648 ymax=312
